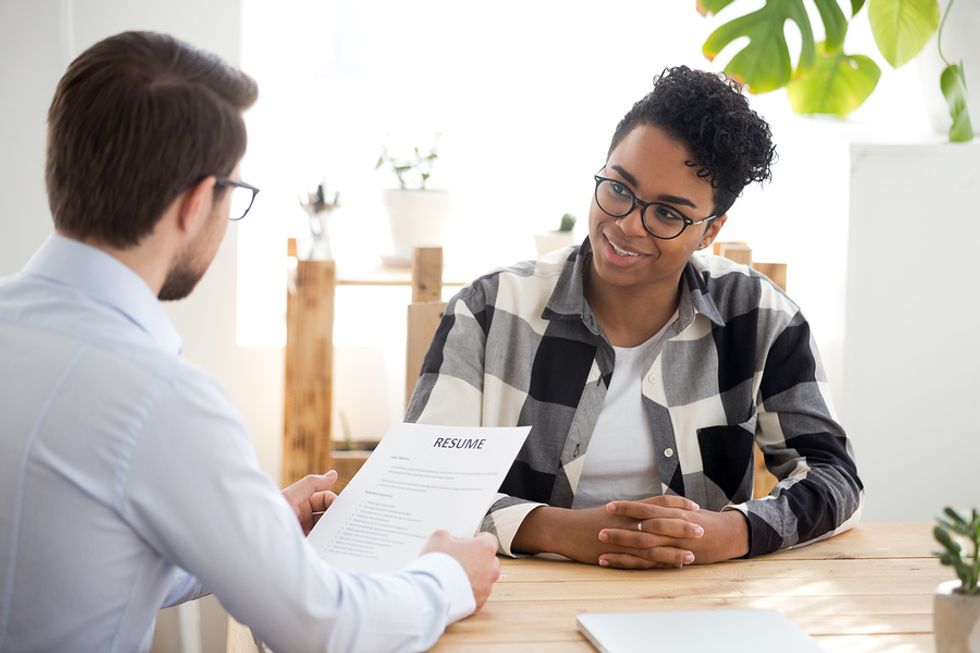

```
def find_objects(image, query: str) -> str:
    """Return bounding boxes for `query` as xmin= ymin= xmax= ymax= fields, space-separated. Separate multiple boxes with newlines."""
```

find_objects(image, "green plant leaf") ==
xmin=868 ymin=0 xmax=940 ymax=68
xmin=786 ymin=43 xmax=880 ymax=116
xmin=702 ymin=0 xmax=816 ymax=93
xmin=935 ymin=525 xmax=963 ymax=555
xmin=938 ymin=517 xmax=969 ymax=536
xmin=851 ymin=0 xmax=866 ymax=15
xmin=937 ymin=550 xmax=959 ymax=567
xmin=941 ymin=62 xmax=974 ymax=143
xmin=697 ymin=0 xmax=739 ymax=17
xmin=945 ymin=507 xmax=968 ymax=527
xmin=813 ymin=0 xmax=848 ymax=51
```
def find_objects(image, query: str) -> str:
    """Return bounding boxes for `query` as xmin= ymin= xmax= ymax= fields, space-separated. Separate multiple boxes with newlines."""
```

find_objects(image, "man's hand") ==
xmin=422 ymin=531 xmax=501 ymax=612
xmin=281 ymin=471 xmax=339 ymax=536
xmin=598 ymin=501 xmax=750 ymax=567
xmin=512 ymin=495 xmax=704 ymax=569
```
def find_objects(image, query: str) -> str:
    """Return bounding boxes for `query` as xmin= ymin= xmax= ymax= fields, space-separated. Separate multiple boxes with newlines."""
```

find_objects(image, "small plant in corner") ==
xmin=934 ymin=506 xmax=980 ymax=595
xmin=375 ymin=144 xmax=439 ymax=190
xmin=558 ymin=213 xmax=577 ymax=233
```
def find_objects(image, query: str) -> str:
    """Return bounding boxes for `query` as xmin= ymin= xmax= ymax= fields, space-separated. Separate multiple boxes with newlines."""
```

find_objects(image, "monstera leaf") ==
xmin=701 ymin=0 xmax=847 ymax=93
xmin=787 ymin=42 xmax=881 ymax=116
xmin=868 ymin=0 xmax=940 ymax=68
xmin=697 ymin=0 xmax=968 ymax=131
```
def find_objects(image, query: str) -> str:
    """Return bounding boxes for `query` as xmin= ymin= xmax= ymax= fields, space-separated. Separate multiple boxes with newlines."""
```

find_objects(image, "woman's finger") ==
xmin=599 ymin=520 xmax=702 ymax=548
xmin=605 ymin=545 xmax=694 ymax=567
xmin=605 ymin=499 xmax=698 ymax=521
xmin=597 ymin=553 xmax=682 ymax=570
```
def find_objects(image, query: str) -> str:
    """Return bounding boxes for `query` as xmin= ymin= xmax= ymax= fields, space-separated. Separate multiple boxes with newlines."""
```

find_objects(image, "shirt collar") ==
xmin=541 ymin=237 xmax=601 ymax=333
xmin=23 ymin=234 xmax=183 ymax=354
xmin=681 ymin=256 xmax=726 ymax=327
xmin=542 ymin=237 xmax=726 ymax=332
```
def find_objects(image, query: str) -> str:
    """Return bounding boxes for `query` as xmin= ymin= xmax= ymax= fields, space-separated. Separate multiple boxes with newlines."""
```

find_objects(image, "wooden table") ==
xmin=228 ymin=522 xmax=944 ymax=652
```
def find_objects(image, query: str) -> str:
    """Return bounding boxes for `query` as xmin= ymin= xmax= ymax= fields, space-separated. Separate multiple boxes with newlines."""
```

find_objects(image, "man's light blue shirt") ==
xmin=0 ymin=235 xmax=473 ymax=652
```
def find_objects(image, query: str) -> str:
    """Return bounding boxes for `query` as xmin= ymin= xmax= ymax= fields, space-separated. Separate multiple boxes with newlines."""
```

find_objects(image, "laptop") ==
xmin=576 ymin=609 xmax=825 ymax=652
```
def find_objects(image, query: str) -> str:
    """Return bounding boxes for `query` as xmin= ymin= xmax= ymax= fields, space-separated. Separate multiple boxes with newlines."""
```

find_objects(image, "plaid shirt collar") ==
xmin=541 ymin=238 xmax=727 ymax=335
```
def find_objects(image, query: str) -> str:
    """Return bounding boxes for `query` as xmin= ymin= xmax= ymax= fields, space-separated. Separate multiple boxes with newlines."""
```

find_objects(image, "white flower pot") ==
xmin=382 ymin=189 xmax=453 ymax=265
xmin=918 ymin=0 xmax=980 ymax=137
xmin=534 ymin=230 xmax=576 ymax=257
xmin=934 ymin=580 xmax=980 ymax=653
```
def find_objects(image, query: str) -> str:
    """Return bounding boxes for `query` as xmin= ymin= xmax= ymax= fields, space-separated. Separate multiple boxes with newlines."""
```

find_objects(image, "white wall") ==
xmin=842 ymin=140 xmax=980 ymax=521
xmin=0 ymin=1 xmax=63 ymax=273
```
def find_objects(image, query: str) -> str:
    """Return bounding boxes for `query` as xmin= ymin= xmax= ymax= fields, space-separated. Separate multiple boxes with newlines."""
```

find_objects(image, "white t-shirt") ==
xmin=571 ymin=318 xmax=675 ymax=509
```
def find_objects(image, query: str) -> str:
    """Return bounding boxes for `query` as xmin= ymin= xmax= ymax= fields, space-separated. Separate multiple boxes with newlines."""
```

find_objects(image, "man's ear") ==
xmin=176 ymin=176 xmax=216 ymax=237
xmin=701 ymin=214 xmax=728 ymax=250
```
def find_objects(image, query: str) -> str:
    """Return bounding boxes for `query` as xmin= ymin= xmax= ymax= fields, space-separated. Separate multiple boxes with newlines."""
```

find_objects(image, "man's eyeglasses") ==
xmin=593 ymin=173 xmax=718 ymax=240
xmin=215 ymin=177 xmax=260 ymax=221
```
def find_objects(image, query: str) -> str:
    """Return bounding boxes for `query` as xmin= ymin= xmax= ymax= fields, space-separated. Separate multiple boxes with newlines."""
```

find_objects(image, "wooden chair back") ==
xmin=405 ymin=247 xmax=447 ymax=407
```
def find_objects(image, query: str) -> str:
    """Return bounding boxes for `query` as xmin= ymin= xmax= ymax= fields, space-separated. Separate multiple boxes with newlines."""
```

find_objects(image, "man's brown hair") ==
xmin=46 ymin=31 xmax=258 ymax=248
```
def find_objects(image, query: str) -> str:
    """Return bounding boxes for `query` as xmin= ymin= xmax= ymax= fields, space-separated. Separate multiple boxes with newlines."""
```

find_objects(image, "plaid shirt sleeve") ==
xmin=405 ymin=274 xmax=550 ymax=556
xmin=723 ymin=307 xmax=864 ymax=556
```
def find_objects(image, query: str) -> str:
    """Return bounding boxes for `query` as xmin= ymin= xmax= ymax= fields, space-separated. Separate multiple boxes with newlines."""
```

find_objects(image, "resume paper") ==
xmin=307 ymin=422 xmax=530 ymax=572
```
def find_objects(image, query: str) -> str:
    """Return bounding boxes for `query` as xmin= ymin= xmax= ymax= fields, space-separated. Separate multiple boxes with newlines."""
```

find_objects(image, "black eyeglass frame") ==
xmin=592 ymin=172 xmax=719 ymax=240
xmin=215 ymin=176 xmax=260 ymax=221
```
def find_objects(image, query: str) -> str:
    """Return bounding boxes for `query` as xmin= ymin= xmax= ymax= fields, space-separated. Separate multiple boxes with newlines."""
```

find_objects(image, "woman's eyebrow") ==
xmin=610 ymin=164 xmax=698 ymax=208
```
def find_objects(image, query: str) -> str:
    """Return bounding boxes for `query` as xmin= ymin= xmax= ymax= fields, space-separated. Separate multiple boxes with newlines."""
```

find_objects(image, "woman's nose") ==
xmin=617 ymin=206 xmax=648 ymax=238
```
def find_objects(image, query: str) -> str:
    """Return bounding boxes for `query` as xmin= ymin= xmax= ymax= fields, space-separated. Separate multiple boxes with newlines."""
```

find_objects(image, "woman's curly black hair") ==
xmin=608 ymin=66 xmax=776 ymax=216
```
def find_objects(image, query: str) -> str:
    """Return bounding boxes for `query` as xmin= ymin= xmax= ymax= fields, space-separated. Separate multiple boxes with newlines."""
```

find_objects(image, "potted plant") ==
xmin=697 ymin=0 xmax=973 ymax=141
xmin=933 ymin=506 xmax=980 ymax=652
xmin=534 ymin=213 xmax=578 ymax=257
xmin=375 ymin=143 xmax=453 ymax=266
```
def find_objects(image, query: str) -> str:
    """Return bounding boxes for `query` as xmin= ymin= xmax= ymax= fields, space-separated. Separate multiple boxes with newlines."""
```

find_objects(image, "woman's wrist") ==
xmin=512 ymin=505 xmax=567 ymax=555
xmin=720 ymin=509 xmax=750 ymax=560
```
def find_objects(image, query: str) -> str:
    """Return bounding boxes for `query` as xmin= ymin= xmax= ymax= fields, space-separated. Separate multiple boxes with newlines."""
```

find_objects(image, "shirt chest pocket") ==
xmin=693 ymin=413 xmax=757 ymax=506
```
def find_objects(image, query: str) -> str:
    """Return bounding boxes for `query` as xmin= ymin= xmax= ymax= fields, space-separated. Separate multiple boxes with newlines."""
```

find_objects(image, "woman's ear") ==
xmin=699 ymin=214 xmax=728 ymax=250
xmin=176 ymin=176 xmax=216 ymax=237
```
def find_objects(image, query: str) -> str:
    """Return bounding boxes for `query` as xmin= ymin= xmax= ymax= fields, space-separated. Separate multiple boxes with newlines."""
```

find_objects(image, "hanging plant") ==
xmin=697 ymin=0 xmax=973 ymax=142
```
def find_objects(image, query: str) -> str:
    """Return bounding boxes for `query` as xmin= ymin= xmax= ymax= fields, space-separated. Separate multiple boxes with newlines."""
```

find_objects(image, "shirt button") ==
xmin=664 ymin=448 xmax=674 ymax=458
xmin=646 ymin=372 xmax=656 ymax=383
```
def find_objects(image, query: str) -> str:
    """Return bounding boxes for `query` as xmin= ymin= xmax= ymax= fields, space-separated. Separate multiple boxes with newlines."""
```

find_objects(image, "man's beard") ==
xmin=158 ymin=246 xmax=207 ymax=301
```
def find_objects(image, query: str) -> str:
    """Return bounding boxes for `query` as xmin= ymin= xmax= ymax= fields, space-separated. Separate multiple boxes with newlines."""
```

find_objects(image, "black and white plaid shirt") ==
xmin=407 ymin=240 xmax=863 ymax=558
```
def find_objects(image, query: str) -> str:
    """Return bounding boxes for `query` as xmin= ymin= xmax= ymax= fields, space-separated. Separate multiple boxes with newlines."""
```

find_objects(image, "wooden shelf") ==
xmin=282 ymin=245 xmax=451 ymax=486
xmin=329 ymin=257 xmax=469 ymax=288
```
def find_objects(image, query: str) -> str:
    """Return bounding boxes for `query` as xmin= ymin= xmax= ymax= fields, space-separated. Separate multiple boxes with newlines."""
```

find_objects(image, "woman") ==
xmin=407 ymin=66 xmax=863 ymax=569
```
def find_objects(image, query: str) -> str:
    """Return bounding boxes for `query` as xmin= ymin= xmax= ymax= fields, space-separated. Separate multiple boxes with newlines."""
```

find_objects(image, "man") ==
xmin=407 ymin=66 xmax=863 ymax=568
xmin=0 ymin=31 xmax=499 ymax=652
